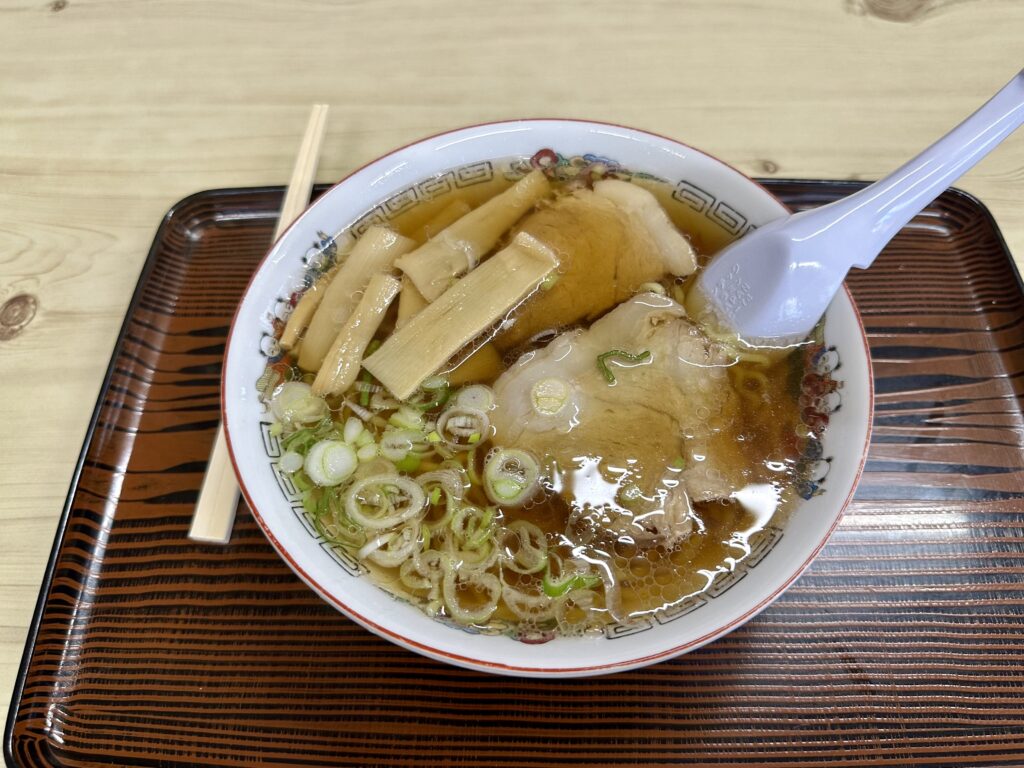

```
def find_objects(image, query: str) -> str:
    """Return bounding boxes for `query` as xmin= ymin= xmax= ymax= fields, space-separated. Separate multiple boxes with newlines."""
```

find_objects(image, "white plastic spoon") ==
xmin=689 ymin=69 xmax=1024 ymax=347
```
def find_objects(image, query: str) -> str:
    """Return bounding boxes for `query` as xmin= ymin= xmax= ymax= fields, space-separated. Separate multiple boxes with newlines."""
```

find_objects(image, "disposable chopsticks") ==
xmin=188 ymin=103 xmax=329 ymax=543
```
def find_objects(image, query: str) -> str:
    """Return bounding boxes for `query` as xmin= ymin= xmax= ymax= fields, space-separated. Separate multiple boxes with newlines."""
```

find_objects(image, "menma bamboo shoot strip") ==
xmin=413 ymin=198 xmax=472 ymax=244
xmin=395 ymin=275 xmax=428 ymax=330
xmin=364 ymin=231 xmax=558 ymax=400
xmin=394 ymin=170 xmax=551 ymax=301
xmin=312 ymin=272 xmax=402 ymax=397
xmin=298 ymin=226 xmax=415 ymax=371
xmin=593 ymin=179 xmax=698 ymax=276
xmin=279 ymin=262 xmax=341 ymax=351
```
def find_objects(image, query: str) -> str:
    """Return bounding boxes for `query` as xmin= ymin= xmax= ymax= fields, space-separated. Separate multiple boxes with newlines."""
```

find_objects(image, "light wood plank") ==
xmin=2 ymin=0 xmax=1023 ymax=727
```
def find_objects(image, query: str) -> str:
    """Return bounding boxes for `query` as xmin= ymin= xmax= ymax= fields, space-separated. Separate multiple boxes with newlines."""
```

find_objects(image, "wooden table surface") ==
xmin=2 ymin=0 xmax=1023 ymax=735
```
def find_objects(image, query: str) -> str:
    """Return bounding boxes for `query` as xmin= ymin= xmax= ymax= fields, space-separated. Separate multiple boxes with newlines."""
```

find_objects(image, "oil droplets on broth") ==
xmin=259 ymin=156 xmax=832 ymax=640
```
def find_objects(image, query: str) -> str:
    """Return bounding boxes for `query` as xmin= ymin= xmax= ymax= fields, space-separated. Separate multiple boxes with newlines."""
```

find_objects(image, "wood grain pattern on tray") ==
xmin=6 ymin=181 xmax=1024 ymax=768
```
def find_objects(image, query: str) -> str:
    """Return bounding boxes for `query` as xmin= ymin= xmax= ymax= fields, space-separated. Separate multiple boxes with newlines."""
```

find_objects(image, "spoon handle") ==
xmin=801 ymin=69 xmax=1024 ymax=269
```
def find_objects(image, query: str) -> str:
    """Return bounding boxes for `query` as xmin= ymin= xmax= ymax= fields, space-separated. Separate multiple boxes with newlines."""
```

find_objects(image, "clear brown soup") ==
xmin=267 ymin=160 xmax=827 ymax=639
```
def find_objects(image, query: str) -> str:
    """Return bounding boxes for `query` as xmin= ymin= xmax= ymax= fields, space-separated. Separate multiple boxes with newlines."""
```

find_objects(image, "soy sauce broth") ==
xmin=270 ymin=158 xmax=828 ymax=638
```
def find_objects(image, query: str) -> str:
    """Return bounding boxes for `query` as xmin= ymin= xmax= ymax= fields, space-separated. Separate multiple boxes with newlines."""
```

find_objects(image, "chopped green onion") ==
xmin=501 ymin=580 xmax=559 ymax=621
xmin=281 ymin=417 xmax=333 ymax=454
xmin=344 ymin=398 xmax=374 ymax=422
xmin=530 ymin=377 xmax=571 ymax=416
xmin=345 ymin=474 xmax=426 ymax=530
xmin=309 ymin=489 xmax=329 ymax=528
xmin=442 ymin=567 xmax=501 ymax=624
xmin=358 ymin=521 xmax=420 ymax=567
xmin=369 ymin=390 xmax=399 ymax=412
xmin=484 ymin=448 xmax=541 ymax=507
xmin=465 ymin=446 xmax=481 ymax=486
xmin=492 ymin=478 xmax=521 ymax=498
xmin=451 ymin=505 xmax=495 ymax=549
xmin=358 ymin=369 xmax=374 ymax=407
xmin=671 ymin=456 xmax=686 ymax=470
xmin=279 ymin=450 xmax=304 ymax=474
xmin=315 ymin=487 xmax=332 ymax=518
xmin=436 ymin=406 xmax=490 ymax=451
xmin=282 ymin=430 xmax=316 ymax=454
xmin=356 ymin=443 xmax=379 ymax=462
xmin=403 ymin=377 xmax=450 ymax=412
xmin=454 ymin=384 xmax=496 ymax=412
xmin=354 ymin=344 xmax=383 ymax=408
xmin=429 ymin=487 xmax=442 ymax=506
xmin=301 ymin=489 xmax=317 ymax=516
xmin=596 ymin=349 xmax=651 ymax=385
xmin=355 ymin=429 xmax=375 ymax=448
xmin=269 ymin=422 xmax=283 ymax=437
xmin=270 ymin=381 xmax=329 ymax=426
xmin=291 ymin=469 xmax=313 ymax=493
xmin=426 ymin=430 xmax=442 ymax=443
xmin=399 ymin=557 xmax=434 ymax=591
xmin=421 ymin=375 xmax=448 ymax=391
xmin=415 ymin=469 xmax=467 ymax=502
xmin=500 ymin=520 xmax=548 ymax=574
xmin=343 ymin=416 xmax=364 ymax=444
xmin=395 ymin=453 xmax=422 ymax=473
xmin=380 ymin=429 xmax=428 ymax=462
xmin=452 ymin=539 xmax=499 ymax=570
xmin=390 ymin=405 xmax=426 ymax=431
xmin=304 ymin=440 xmax=358 ymax=487
xmin=542 ymin=569 xmax=602 ymax=598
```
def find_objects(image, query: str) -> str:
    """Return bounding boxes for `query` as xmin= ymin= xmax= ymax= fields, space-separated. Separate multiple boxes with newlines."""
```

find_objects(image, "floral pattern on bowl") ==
xmin=222 ymin=120 xmax=873 ymax=677
xmin=248 ymin=151 xmax=843 ymax=643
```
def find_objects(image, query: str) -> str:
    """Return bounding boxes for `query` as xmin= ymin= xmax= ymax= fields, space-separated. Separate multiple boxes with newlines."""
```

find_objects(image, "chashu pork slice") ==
xmin=490 ymin=293 xmax=746 ymax=546
xmin=493 ymin=182 xmax=696 ymax=353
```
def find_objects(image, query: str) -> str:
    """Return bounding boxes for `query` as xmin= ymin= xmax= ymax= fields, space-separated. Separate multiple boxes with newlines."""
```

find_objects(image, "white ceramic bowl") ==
xmin=223 ymin=120 xmax=873 ymax=677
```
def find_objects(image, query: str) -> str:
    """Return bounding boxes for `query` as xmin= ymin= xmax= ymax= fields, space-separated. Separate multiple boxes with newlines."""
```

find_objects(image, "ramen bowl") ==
xmin=222 ymin=120 xmax=873 ymax=677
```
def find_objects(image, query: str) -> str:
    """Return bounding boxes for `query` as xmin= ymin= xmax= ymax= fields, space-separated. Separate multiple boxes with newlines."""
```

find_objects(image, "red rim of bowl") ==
xmin=221 ymin=118 xmax=875 ymax=676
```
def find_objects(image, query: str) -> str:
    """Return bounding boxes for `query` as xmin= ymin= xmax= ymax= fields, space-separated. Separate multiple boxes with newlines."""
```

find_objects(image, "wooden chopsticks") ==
xmin=188 ymin=104 xmax=330 ymax=544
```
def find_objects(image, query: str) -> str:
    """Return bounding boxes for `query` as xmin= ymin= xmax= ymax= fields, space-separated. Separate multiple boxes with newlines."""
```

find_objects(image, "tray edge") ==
xmin=1 ymin=186 xmax=287 ymax=768
xmin=5 ymin=180 xmax=1018 ymax=767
